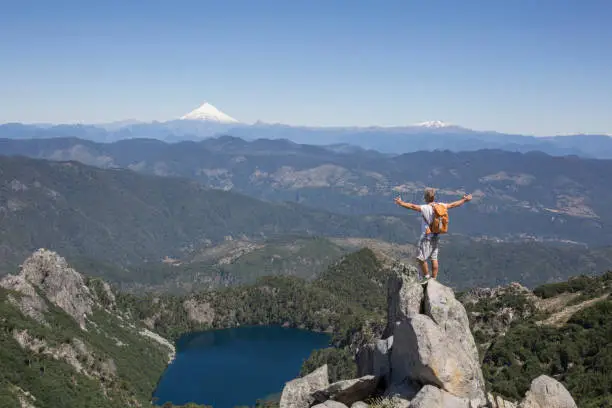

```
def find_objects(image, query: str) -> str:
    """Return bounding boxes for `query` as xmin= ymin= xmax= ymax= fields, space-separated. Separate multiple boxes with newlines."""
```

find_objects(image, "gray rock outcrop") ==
xmin=424 ymin=279 xmax=480 ymax=364
xmin=355 ymin=336 xmax=393 ymax=380
xmin=0 ymin=274 xmax=48 ymax=324
xmin=386 ymin=264 xmax=422 ymax=334
xmin=519 ymin=375 xmax=578 ymax=408
xmin=312 ymin=376 xmax=379 ymax=406
xmin=390 ymin=315 xmax=486 ymax=404
xmin=280 ymin=365 xmax=329 ymax=408
xmin=1 ymin=249 xmax=95 ymax=329
xmin=410 ymin=384 xmax=473 ymax=408
xmin=183 ymin=298 xmax=216 ymax=324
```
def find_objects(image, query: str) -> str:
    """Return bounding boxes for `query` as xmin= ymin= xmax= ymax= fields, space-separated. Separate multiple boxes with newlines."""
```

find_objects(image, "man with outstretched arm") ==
xmin=394 ymin=187 xmax=472 ymax=283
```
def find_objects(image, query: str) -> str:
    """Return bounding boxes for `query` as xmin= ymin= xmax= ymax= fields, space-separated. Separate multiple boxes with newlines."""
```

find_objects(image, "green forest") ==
xmin=467 ymin=272 xmax=612 ymax=407
xmin=2 ymin=246 xmax=611 ymax=407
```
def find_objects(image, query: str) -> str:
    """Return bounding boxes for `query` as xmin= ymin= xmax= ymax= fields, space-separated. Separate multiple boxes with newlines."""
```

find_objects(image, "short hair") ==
xmin=424 ymin=187 xmax=436 ymax=203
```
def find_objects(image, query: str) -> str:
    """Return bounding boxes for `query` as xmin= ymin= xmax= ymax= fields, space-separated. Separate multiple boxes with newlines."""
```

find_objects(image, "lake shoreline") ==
xmin=151 ymin=325 xmax=331 ymax=408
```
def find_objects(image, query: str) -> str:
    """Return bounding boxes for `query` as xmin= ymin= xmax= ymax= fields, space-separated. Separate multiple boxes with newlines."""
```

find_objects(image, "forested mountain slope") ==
xmin=0 ymin=156 xmax=415 ymax=270
xmin=2 ymin=136 xmax=612 ymax=245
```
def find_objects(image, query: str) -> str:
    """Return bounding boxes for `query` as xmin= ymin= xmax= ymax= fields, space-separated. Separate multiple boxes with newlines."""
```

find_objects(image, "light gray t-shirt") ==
xmin=419 ymin=203 xmax=447 ymax=236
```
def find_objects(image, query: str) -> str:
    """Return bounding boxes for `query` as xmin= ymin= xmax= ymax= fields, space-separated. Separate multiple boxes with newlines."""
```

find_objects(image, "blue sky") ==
xmin=1 ymin=0 xmax=611 ymax=135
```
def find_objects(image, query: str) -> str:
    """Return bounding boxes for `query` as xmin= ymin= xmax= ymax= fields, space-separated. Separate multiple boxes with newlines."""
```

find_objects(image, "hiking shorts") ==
xmin=416 ymin=234 xmax=440 ymax=262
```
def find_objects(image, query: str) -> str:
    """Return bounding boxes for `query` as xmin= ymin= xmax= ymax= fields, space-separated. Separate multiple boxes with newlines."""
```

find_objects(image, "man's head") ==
xmin=424 ymin=187 xmax=436 ymax=203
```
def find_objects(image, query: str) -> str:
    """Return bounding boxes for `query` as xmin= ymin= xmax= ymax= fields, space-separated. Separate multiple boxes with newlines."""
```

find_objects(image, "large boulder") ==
xmin=280 ymin=365 xmax=329 ymax=408
xmin=409 ymin=385 xmax=472 ymax=408
xmin=424 ymin=279 xmax=480 ymax=364
xmin=312 ymin=376 xmax=379 ymax=406
xmin=390 ymin=315 xmax=486 ymax=405
xmin=519 ymin=375 xmax=577 ymax=408
xmin=386 ymin=265 xmax=422 ymax=334
xmin=355 ymin=336 xmax=393 ymax=380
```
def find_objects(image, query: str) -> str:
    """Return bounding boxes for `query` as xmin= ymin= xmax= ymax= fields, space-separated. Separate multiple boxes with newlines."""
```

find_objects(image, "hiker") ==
xmin=394 ymin=188 xmax=472 ymax=283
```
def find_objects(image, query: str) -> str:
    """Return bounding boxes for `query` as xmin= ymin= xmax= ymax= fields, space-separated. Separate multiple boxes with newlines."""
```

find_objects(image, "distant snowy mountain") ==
xmin=414 ymin=120 xmax=452 ymax=128
xmin=180 ymin=102 xmax=240 ymax=123
xmin=2 ymin=101 xmax=612 ymax=158
xmin=401 ymin=120 xmax=478 ymax=133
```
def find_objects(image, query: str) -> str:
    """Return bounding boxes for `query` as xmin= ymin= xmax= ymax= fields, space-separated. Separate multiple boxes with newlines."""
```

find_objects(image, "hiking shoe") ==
xmin=419 ymin=275 xmax=431 ymax=285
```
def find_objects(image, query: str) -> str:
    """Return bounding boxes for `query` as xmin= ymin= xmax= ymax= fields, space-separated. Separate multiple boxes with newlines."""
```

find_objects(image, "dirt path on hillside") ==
xmin=537 ymin=293 xmax=610 ymax=327
xmin=535 ymin=292 xmax=580 ymax=313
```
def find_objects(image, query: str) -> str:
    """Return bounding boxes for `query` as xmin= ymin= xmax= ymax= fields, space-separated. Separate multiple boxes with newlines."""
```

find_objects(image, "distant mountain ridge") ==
xmin=2 ymin=119 xmax=611 ymax=158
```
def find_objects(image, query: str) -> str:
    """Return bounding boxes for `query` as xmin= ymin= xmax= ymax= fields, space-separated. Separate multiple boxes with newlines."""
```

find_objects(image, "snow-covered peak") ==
xmin=414 ymin=120 xmax=452 ymax=128
xmin=180 ymin=102 xmax=239 ymax=123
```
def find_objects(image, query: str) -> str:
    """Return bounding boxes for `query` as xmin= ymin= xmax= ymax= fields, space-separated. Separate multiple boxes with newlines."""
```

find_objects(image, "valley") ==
xmin=2 ymin=136 xmax=611 ymax=246
xmin=2 ymin=153 xmax=612 ymax=296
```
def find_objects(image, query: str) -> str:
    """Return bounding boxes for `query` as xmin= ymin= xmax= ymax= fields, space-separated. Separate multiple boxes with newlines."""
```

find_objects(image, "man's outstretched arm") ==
xmin=394 ymin=197 xmax=422 ymax=212
xmin=446 ymin=193 xmax=473 ymax=209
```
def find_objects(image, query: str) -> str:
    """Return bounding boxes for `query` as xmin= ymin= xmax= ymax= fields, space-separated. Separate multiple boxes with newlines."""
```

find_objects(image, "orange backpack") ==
xmin=424 ymin=203 xmax=449 ymax=234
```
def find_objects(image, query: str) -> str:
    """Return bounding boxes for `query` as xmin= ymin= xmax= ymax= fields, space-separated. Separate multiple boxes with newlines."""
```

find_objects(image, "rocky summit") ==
xmin=280 ymin=265 xmax=578 ymax=408
xmin=1 ymin=249 xmax=95 ymax=329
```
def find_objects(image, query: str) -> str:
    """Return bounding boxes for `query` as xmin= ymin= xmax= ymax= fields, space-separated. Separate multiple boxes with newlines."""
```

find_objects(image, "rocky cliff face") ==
xmin=1 ymin=249 xmax=96 ymax=329
xmin=0 ymin=249 xmax=175 ymax=407
xmin=280 ymin=266 xmax=578 ymax=408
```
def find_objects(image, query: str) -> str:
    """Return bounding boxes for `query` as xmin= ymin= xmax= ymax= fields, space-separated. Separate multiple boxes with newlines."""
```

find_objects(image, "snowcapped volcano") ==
xmin=180 ymin=102 xmax=239 ymax=123
xmin=413 ymin=120 xmax=452 ymax=128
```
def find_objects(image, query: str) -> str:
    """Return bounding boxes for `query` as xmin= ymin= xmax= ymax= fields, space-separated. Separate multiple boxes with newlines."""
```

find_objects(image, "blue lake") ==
xmin=153 ymin=326 xmax=331 ymax=408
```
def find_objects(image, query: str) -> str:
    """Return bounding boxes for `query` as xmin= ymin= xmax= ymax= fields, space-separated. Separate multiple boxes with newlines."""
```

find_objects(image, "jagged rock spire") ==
xmin=281 ymin=264 xmax=579 ymax=408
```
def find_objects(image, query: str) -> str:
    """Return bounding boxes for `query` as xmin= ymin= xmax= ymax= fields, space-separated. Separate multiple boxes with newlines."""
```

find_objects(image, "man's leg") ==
xmin=418 ymin=259 xmax=429 ymax=277
xmin=430 ymin=236 xmax=440 ymax=279
xmin=416 ymin=236 xmax=432 ymax=282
